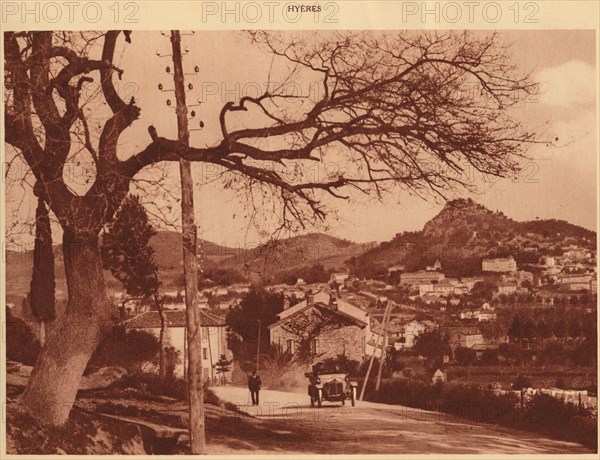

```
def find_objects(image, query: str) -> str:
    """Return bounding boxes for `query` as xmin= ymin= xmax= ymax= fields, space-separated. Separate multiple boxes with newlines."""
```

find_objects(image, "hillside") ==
xmin=5 ymin=232 xmax=370 ymax=300
xmin=348 ymin=198 xmax=596 ymax=278
xmin=6 ymin=198 xmax=595 ymax=298
xmin=218 ymin=233 xmax=371 ymax=280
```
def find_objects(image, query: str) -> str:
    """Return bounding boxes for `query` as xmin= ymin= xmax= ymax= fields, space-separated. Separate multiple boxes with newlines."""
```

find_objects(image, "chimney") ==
xmin=307 ymin=293 xmax=314 ymax=305
xmin=283 ymin=297 xmax=291 ymax=310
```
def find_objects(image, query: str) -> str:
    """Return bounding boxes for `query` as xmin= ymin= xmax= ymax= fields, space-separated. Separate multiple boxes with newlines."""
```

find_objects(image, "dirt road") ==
xmin=212 ymin=386 xmax=594 ymax=455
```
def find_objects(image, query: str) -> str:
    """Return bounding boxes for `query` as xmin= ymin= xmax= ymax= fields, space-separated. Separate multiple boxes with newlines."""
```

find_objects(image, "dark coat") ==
xmin=248 ymin=374 xmax=261 ymax=391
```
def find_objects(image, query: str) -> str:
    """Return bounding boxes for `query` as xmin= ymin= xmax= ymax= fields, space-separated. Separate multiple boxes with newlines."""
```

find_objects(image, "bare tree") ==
xmin=4 ymin=30 xmax=535 ymax=429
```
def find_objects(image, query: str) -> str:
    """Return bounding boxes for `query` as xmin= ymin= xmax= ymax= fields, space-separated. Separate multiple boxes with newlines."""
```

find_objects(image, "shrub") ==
xmin=364 ymin=377 xmax=596 ymax=449
xmin=86 ymin=327 xmax=160 ymax=375
xmin=120 ymin=372 xmax=221 ymax=405
xmin=454 ymin=346 xmax=476 ymax=365
xmin=6 ymin=309 xmax=41 ymax=366
xmin=513 ymin=374 xmax=532 ymax=390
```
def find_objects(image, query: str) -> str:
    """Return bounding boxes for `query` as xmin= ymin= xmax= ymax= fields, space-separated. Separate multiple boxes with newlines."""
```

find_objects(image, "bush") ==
xmin=6 ymin=309 xmax=41 ymax=365
xmin=454 ymin=346 xmax=476 ymax=365
xmin=480 ymin=349 xmax=499 ymax=365
xmin=363 ymin=377 xmax=597 ymax=449
xmin=121 ymin=372 xmax=221 ymax=405
xmin=521 ymin=394 xmax=596 ymax=449
xmin=86 ymin=327 xmax=160 ymax=375
xmin=513 ymin=374 xmax=532 ymax=390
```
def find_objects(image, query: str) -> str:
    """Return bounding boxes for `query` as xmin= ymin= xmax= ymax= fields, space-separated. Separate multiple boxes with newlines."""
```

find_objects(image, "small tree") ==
xmin=87 ymin=327 xmax=161 ymax=375
xmin=414 ymin=330 xmax=451 ymax=362
xmin=6 ymin=308 xmax=41 ymax=366
xmin=454 ymin=346 xmax=477 ymax=365
xmin=226 ymin=287 xmax=284 ymax=367
xmin=258 ymin=345 xmax=297 ymax=389
xmin=101 ymin=195 xmax=168 ymax=379
xmin=513 ymin=374 xmax=532 ymax=390
xmin=28 ymin=196 xmax=56 ymax=346
xmin=215 ymin=354 xmax=232 ymax=385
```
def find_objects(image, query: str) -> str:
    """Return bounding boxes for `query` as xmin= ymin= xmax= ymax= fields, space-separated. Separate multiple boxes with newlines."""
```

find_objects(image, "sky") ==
xmin=3 ymin=30 xmax=597 ymax=249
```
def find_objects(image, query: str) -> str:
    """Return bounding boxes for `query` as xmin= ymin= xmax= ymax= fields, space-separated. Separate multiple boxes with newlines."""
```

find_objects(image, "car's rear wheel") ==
xmin=317 ymin=389 xmax=323 ymax=408
xmin=351 ymin=386 xmax=356 ymax=407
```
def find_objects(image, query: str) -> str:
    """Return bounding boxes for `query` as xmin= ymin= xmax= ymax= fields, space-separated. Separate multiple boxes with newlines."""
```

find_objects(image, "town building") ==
xmin=387 ymin=264 xmax=405 ymax=276
xmin=482 ymin=256 xmax=517 ymax=273
xmin=560 ymin=273 xmax=593 ymax=291
xmin=122 ymin=309 xmax=230 ymax=382
xmin=268 ymin=291 xmax=371 ymax=362
xmin=426 ymin=260 xmax=442 ymax=271
xmin=497 ymin=281 xmax=518 ymax=296
xmin=449 ymin=331 xmax=485 ymax=349
xmin=540 ymin=256 xmax=555 ymax=267
xmin=330 ymin=272 xmax=350 ymax=284
xmin=400 ymin=270 xmax=445 ymax=286
xmin=432 ymin=368 xmax=447 ymax=384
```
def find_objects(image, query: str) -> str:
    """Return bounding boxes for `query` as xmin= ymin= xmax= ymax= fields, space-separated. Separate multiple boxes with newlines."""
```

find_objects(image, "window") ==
xmin=203 ymin=348 xmax=208 ymax=360
xmin=311 ymin=339 xmax=318 ymax=355
xmin=286 ymin=339 xmax=295 ymax=354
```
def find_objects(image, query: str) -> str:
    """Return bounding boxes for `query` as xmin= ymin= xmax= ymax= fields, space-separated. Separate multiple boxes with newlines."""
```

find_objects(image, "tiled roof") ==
xmin=122 ymin=309 xmax=225 ymax=328
xmin=269 ymin=302 xmax=367 ymax=329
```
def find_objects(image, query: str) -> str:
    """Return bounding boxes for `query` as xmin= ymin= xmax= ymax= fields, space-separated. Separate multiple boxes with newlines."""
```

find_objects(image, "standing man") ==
xmin=248 ymin=370 xmax=262 ymax=406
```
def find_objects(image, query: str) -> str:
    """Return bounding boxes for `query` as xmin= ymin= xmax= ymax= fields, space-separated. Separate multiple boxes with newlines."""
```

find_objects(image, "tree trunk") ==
xmin=156 ymin=294 xmax=167 ymax=380
xmin=39 ymin=321 xmax=46 ymax=347
xmin=19 ymin=231 xmax=112 ymax=426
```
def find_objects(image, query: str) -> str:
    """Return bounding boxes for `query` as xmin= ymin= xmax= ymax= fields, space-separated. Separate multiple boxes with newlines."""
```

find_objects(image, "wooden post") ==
xmin=170 ymin=30 xmax=205 ymax=454
xmin=359 ymin=300 xmax=392 ymax=401
xmin=375 ymin=301 xmax=393 ymax=392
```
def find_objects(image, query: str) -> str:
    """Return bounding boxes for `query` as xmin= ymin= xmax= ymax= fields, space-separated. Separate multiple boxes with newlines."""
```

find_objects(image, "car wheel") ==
xmin=317 ymin=389 xmax=323 ymax=408
xmin=351 ymin=386 xmax=356 ymax=407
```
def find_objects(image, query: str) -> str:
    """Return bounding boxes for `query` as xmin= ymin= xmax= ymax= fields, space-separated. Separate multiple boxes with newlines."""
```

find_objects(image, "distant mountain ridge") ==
xmin=348 ymin=198 xmax=596 ymax=278
xmin=6 ymin=198 xmax=595 ymax=298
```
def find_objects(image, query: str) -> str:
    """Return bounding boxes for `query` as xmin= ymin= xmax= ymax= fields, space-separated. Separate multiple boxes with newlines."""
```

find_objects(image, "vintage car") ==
xmin=305 ymin=361 xmax=358 ymax=407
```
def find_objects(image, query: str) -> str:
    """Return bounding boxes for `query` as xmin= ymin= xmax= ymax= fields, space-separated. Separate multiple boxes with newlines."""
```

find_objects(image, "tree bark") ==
xmin=19 ymin=231 xmax=112 ymax=426
xmin=39 ymin=321 xmax=46 ymax=347
xmin=155 ymin=294 xmax=167 ymax=380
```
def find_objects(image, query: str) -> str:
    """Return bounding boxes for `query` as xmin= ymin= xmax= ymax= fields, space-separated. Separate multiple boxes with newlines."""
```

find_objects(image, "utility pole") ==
xmin=256 ymin=319 xmax=261 ymax=372
xmin=170 ymin=30 xmax=205 ymax=454
xmin=359 ymin=300 xmax=392 ymax=401
xmin=375 ymin=301 xmax=393 ymax=392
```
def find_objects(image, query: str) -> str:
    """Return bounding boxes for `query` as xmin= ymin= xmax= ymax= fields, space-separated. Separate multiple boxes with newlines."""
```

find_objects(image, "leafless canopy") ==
xmin=5 ymin=30 xmax=536 ymax=238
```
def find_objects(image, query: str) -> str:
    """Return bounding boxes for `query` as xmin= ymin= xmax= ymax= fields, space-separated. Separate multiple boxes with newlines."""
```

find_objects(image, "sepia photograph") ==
xmin=2 ymin=2 xmax=598 ymax=457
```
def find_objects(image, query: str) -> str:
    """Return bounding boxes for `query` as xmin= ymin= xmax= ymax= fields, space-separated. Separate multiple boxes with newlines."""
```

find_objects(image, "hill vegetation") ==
xmin=348 ymin=198 xmax=596 ymax=279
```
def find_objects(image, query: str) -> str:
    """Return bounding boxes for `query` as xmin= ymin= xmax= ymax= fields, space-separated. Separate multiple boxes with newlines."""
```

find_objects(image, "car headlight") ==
xmin=316 ymin=377 xmax=321 ymax=384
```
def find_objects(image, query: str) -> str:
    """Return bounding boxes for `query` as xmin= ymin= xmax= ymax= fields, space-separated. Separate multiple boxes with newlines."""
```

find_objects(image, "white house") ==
xmin=122 ymin=309 xmax=231 ymax=382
